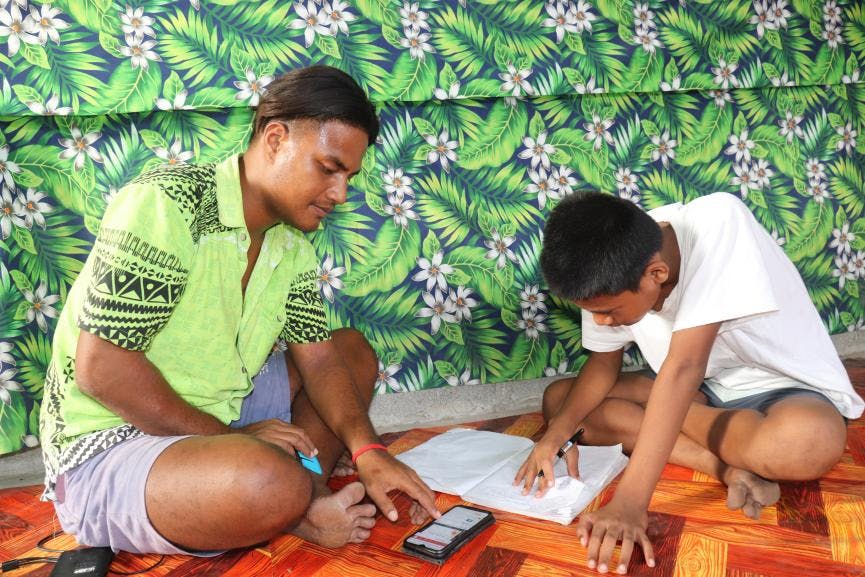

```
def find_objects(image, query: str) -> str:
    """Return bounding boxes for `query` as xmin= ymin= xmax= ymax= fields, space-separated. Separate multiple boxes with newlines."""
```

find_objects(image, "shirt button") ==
xmin=277 ymin=313 xmax=285 ymax=323
xmin=239 ymin=233 xmax=248 ymax=242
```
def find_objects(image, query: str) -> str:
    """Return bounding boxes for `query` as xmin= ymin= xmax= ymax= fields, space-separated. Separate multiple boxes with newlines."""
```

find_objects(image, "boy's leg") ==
xmin=680 ymin=393 xmax=847 ymax=481
xmin=543 ymin=374 xmax=781 ymax=519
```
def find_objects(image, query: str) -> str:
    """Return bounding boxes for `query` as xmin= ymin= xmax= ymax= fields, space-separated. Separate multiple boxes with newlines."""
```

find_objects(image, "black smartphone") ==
xmin=402 ymin=505 xmax=495 ymax=564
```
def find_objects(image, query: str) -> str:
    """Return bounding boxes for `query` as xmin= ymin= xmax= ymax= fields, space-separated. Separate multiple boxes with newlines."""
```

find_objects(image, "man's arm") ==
xmin=577 ymin=321 xmax=721 ymax=574
xmin=75 ymin=332 xmax=317 ymax=456
xmin=514 ymin=348 xmax=623 ymax=489
xmin=287 ymin=339 xmax=440 ymax=522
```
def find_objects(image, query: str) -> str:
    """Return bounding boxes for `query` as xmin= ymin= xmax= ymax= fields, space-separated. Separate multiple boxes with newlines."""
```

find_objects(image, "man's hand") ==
xmin=355 ymin=449 xmax=440 ymax=523
xmin=576 ymin=498 xmax=655 ymax=575
xmin=237 ymin=419 xmax=316 ymax=458
xmin=513 ymin=438 xmax=580 ymax=497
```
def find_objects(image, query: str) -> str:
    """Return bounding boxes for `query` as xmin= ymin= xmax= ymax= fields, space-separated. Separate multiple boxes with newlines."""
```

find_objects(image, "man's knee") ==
xmin=332 ymin=328 xmax=378 ymax=398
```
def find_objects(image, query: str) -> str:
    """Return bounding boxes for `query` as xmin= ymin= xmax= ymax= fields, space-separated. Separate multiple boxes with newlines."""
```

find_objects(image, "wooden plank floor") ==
xmin=2 ymin=363 xmax=864 ymax=576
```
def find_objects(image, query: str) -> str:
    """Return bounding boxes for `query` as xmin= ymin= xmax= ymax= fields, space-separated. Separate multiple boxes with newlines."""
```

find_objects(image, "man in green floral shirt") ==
xmin=40 ymin=66 xmax=439 ymax=555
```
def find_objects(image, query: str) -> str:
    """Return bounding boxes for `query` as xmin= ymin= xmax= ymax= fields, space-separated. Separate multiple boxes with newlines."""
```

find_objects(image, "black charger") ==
xmin=48 ymin=548 xmax=115 ymax=577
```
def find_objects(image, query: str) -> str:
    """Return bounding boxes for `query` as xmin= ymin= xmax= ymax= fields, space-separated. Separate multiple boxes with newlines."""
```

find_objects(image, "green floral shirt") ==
xmin=40 ymin=155 xmax=329 ymax=498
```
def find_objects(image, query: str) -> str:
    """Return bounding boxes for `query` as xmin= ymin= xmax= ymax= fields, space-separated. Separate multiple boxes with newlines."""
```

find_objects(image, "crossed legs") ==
xmin=543 ymin=372 xmax=847 ymax=519
xmin=145 ymin=329 xmax=378 ymax=551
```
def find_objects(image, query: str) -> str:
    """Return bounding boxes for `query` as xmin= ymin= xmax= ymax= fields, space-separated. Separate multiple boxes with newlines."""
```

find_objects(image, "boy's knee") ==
xmin=750 ymin=416 xmax=847 ymax=481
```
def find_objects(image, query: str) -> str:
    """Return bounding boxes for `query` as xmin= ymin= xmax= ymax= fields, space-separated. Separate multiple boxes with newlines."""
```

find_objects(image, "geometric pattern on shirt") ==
xmin=130 ymin=163 xmax=229 ymax=243
xmin=78 ymin=229 xmax=188 ymax=352
xmin=281 ymin=269 xmax=330 ymax=343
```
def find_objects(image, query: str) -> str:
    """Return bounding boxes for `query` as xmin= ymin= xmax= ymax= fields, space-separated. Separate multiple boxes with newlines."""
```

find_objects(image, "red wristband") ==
xmin=351 ymin=443 xmax=388 ymax=464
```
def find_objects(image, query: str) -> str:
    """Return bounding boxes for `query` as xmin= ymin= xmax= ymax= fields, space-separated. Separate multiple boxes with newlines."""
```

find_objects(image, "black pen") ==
xmin=537 ymin=427 xmax=585 ymax=478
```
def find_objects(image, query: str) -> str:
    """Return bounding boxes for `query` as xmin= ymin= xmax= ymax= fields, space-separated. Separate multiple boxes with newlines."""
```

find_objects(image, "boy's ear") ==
xmin=261 ymin=121 xmax=288 ymax=159
xmin=644 ymin=256 xmax=669 ymax=285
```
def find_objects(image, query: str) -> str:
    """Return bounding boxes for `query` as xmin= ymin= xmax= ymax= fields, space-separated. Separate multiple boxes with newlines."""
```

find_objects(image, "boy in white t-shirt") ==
xmin=514 ymin=192 xmax=864 ymax=575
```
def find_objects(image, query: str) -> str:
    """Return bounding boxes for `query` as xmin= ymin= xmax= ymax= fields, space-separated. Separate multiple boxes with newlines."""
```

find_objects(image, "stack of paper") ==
xmin=396 ymin=428 xmax=628 ymax=525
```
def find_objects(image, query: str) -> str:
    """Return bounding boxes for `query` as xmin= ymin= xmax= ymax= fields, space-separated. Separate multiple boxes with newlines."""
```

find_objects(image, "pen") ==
xmin=537 ymin=427 xmax=585 ymax=478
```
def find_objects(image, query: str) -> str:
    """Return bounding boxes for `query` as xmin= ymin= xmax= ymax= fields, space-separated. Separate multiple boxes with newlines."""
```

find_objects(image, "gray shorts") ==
xmin=53 ymin=351 xmax=291 ymax=555
xmin=635 ymin=368 xmax=837 ymax=413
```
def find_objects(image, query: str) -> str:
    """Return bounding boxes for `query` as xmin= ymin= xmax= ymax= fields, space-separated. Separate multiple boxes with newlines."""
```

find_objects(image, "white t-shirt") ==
xmin=582 ymin=193 xmax=864 ymax=419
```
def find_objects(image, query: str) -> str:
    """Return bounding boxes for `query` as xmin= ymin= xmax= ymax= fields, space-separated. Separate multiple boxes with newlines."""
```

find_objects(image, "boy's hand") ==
xmin=577 ymin=498 xmax=655 ymax=574
xmin=513 ymin=438 xmax=580 ymax=497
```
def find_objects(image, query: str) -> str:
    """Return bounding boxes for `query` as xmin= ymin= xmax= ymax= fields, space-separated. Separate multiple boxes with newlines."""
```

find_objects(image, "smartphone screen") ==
xmin=404 ymin=506 xmax=494 ymax=561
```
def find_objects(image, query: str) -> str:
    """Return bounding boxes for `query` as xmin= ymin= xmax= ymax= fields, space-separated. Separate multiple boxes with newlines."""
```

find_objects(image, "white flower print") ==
xmin=823 ymin=1 xmax=842 ymax=27
xmin=526 ymin=167 xmax=559 ymax=209
xmin=519 ymin=130 xmax=556 ymax=171
xmin=424 ymin=130 xmax=458 ymax=172
xmin=0 ymin=187 xmax=25 ymax=239
xmin=750 ymin=0 xmax=775 ymax=38
xmin=770 ymin=71 xmax=795 ymax=87
xmin=13 ymin=188 xmax=51 ymax=229
xmin=58 ymin=125 xmax=104 ymax=171
xmin=400 ymin=28 xmax=435 ymax=60
xmin=484 ymin=230 xmax=519 ymax=269
xmin=382 ymin=167 xmax=413 ymax=198
xmin=822 ymin=24 xmax=844 ymax=49
xmin=809 ymin=181 xmax=830 ymax=204
xmin=520 ymin=284 xmax=548 ymax=314
xmin=805 ymin=158 xmax=825 ymax=183
xmin=234 ymin=68 xmax=273 ymax=107
xmin=842 ymin=68 xmax=860 ymax=84
xmin=633 ymin=28 xmax=662 ymax=53
xmin=154 ymin=140 xmax=194 ymax=165
xmin=583 ymin=113 xmax=614 ymax=151
xmin=446 ymin=368 xmax=480 ymax=387
xmin=0 ymin=4 xmax=38 ymax=56
xmin=24 ymin=282 xmax=59 ymax=333
xmin=660 ymin=75 xmax=681 ymax=92
xmin=316 ymin=255 xmax=345 ymax=303
xmin=499 ymin=64 xmax=534 ymax=97
xmin=751 ymin=158 xmax=773 ymax=189
xmin=544 ymin=358 xmax=569 ymax=377
xmin=835 ymin=123 xmax=857 ymax=155
xmin=712 ymin=59 xmax=739 ymax=89
xmin=574 ymin=76 xmax=604 ymax=94
xmin=551 ymin=165 xmax=577 ymax=195
xmin=25 ymin=94 xmax=71 ymax=116
xmin=615 ymin=167 xmax=639 ymax=197
xmin=726 ymin=130 xmax=755 ymax=163
xmin=416 ymin=289 xmax=456 ymax=335
xmin=0 ymin=341 xmax=15 ymax=366
xmin=543 ymin=1 xmax=578 ymax=44
xmin=0 ymin=366 xmax=21 ymax=406
xmin=516 ymin=309 xmax=548 ymax=340
xmin=120 ymin=5 xmax=155 ymax=40
xmin=0 ymin=145 xmax=21 ymax=189
xmin=434 ymin=81 xmax=461 ymax=100
xmin=375 ymin=361 xmax=401 ymax=394
xmin=708 ymin=89 xmax=732 ymax=108
xmin=633 ymin=3 xmax=656 ymax=30
xmin=120 ymin=34 xmax=161 ymax=69
xmin=833 ymin=255 xmax=855 ymax=290
xmin=448 ymin=286 xmax=477 ymax=322
xmin=323 ymin=0 xmax=355 ymax=36
xmin=290 ymin=1 xmax=330 ymax=48
xmin=28 ymin=3 xmax=69 ymax=44
xmin=413 ymin=251 xmax=454 ymax=292
xmin=384 ymin=193 xmax=418 ymax=228
xmin=731 ymin=163 xmax=759 ymax=198
xmin=769 ymin=0 xmax=791 ymax=29
xmin=771 ymin=230 xmax=786 ymax=246
xmin=651 ymin=130 xmax=677 ymax=167
xmin=570 ymin=0 xmax=596 ymax=34
xmin=156 ymin=89 xmax=192 ymax=111
xmin=778 ymin=111 xmax=804 ymax=144
xmin=399 ymin=2 xmax=429 ymax=33
xmin=849 ymin=250 xmax=865 ymax=278
xmin=830 ymin=222 xmax=855 ymax=256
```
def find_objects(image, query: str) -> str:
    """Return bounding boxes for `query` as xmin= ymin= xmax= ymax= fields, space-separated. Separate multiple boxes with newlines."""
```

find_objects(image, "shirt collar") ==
xmin=215 ymin=154 xmax=247 ymax=230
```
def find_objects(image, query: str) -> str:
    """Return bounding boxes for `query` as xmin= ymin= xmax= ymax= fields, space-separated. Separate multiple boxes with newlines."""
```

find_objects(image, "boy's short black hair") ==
xmin=253 ymin=65 xmax=379 ymax=145
xmin=540 ymin=192 xmax=662 ymax=300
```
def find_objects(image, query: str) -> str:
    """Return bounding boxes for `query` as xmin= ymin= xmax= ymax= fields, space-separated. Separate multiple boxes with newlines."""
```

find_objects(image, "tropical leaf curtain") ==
xmin=0 ymin=0 xmax=863 ymax=455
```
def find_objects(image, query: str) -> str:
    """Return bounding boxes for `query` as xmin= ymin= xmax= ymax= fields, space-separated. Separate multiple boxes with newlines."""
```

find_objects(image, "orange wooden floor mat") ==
xmin=2 ymin=364 xmax=865 ymax=576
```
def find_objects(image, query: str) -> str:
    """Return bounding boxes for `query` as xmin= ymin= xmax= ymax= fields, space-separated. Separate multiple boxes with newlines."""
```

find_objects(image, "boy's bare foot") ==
xmin=331 ymin=450 xmax=356 ymax=477
xmin=723 ymin=466 xmax=780 ymax=520
xmin=290 ymin=482 xmax=377 ymax=547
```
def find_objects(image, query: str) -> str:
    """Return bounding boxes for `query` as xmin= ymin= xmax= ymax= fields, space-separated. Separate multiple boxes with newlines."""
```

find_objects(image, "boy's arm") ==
xmin=514 ymin=348 xmax=623 ymax=491
xmin=577 ymin=321 xmax=721 ymax=574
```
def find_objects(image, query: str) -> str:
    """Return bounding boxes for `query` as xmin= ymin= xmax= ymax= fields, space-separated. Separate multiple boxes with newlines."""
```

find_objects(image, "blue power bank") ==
xmin=297 ymin=451 xmax=322 ymax=475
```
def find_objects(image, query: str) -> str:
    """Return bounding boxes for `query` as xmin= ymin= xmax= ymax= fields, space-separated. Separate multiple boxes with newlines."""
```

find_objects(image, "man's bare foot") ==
xmin=723 ymin=466 xmax=780 ymax=520
xmin=331 ymin=450 xmax=356 ymax=478
xmin=289 ymin=482 xmax=377 ymax=547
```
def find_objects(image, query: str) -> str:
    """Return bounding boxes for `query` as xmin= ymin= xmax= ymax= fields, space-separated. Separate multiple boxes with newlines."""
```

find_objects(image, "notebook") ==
xmin=396 ymin=427 xmax=628 ymax=525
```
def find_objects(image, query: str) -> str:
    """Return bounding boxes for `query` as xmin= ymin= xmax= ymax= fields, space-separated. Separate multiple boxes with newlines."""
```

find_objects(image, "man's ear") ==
xmin=644 ymin=255 xmax=669 ymax=286
xmin=260 ymin=121 xmax=288 ymax=160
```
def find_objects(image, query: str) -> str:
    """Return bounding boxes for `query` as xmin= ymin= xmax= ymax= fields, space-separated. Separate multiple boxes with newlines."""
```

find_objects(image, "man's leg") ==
xmin=286 ymin=328 xmax=378 ymax=478
xmin=542 ymin=374 xmax=780 ymax=519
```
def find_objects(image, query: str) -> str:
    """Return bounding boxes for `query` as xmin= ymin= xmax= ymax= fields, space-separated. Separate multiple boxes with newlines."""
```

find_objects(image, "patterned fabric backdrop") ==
xmin=0 ymin=0 xmax=863 ymax=455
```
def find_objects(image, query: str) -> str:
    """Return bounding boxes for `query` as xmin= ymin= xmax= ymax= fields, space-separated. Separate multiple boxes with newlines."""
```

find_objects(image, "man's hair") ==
xmin=253 ymin=65 xmax=379 ymax=145
xmin=540 ymin=192 xmax=662 ymax=300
